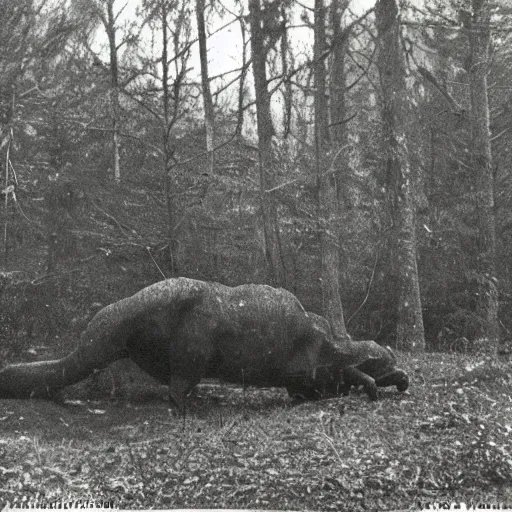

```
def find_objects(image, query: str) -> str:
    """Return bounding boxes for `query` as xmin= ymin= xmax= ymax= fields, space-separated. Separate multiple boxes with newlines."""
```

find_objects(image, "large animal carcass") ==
xmin=0 ymin=278 xmax=409 ymax=408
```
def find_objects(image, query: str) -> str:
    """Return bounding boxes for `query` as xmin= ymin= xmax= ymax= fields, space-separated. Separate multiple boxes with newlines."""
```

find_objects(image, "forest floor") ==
xmin=0 ymin=352 xmax=511 ymax=511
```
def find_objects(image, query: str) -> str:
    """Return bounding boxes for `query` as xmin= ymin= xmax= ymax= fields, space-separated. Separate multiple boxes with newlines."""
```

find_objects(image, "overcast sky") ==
xmin=93 ymin=0 xmax=379 ymax=137
xmin=207 ymin=0 xmax=376 ymax=76
xmin=107 ymin=0 xmax=377 ymax=79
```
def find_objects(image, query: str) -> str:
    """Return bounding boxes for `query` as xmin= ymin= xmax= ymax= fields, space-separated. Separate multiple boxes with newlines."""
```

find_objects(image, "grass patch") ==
xmin=0 ymin=352 xmax=511 ymax=510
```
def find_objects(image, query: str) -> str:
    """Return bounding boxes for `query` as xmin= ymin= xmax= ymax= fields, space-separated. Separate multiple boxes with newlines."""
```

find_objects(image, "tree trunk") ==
xmin=106 ymin=0 xmax=121 ymax=184
xmin=160 ymin=0 xmax=180 ymax=275
xmin=466 ymin=0 xmax=499 ymax=350
xmin=375 ymin=0 xmax=425 ymax=352
xmin=196 ymin=0 xmax=214 ymax=175
xmin=329 ymin=0 xmax=348 ymax=145
xmin=329 ymin=0 xmax=350 ymax=207
xmin=280 ymin=6 xmax=292 ymax=139
xmin=236 ymin=16 xmax=248 ymax=138
xmin=248 ymin=0 xmax=286 ymax=287
xmin=0 ymin=2 xmax=33 ymax=268
xmin=314 ymin=0 xmax=349 ymax=339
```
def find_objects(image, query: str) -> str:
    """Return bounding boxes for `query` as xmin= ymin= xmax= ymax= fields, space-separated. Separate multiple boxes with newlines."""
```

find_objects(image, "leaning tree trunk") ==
xmin=248 ymin=0 xmax=286 ymax=288
xmin=314 ymin=0 xmax=349 ymax=339
xmin=466 ymin=0 xmax=499 ymax=351
xmin=375 ymin=0 xmax=425 ymax=352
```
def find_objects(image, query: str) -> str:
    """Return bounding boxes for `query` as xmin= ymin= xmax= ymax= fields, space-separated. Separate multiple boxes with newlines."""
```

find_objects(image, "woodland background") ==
xmin=0 ymin=0 xmax=511 ymax=360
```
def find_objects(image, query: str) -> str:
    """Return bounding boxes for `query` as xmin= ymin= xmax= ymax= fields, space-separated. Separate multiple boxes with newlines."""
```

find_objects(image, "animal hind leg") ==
xmin=375 ymin=369 xmax=409 ymax=392
xmin=168 ymin=374 xmax=200 ymax=415
xmin=286 ymin=384 xmax=321 ymax=402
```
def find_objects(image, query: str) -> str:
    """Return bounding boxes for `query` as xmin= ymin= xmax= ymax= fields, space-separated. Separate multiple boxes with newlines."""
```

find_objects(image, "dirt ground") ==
xmin=0 ymin=353 xmax=511 ymax=510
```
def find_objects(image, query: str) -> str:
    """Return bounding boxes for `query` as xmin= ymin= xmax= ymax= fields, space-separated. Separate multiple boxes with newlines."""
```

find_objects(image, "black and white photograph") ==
xmin=0 ymin=0 xmax=511 ymax=510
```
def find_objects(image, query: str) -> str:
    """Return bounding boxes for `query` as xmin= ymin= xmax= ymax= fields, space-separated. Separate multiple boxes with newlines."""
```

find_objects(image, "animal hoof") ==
xmin=396 ymin=373 xmax=409 ymax=392
xmin=366 ymin=383 xmax=378 ymax=401
xmin=290 ymin=396 xmax=306 ymax=406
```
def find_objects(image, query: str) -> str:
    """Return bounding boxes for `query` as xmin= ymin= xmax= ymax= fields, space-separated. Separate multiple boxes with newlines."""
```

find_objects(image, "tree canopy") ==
xmin=1 ymin=0 xmax=511 ymax=356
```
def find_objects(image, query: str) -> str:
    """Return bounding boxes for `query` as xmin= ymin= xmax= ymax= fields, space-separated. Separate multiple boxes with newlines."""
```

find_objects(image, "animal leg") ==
xmin=375 ymin=369 xmax=409 ymax=391
xmin=343 ymin=366 xmax=378 ymax=400
xmin=286 ymin=385 xmax=321 ymax=402
xmin=168 ymin=374 xmax=199 ymax=415
xmin=338 ymin=381 xmax=351 ymax=396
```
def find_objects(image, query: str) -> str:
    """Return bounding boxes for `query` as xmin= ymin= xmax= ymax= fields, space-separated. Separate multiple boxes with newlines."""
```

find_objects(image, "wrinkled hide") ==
xmin=280 ymin=312 xmax=409 ymax=400
xmin=0 ymin=279 xmax=410 ymax=408
xmin=307 ymin=312 xmax=409 ymax=400
xmin=335 ymin=341 xmax=409 ymax=400
xmin=0 ymin=278 xmax=347 ymax=409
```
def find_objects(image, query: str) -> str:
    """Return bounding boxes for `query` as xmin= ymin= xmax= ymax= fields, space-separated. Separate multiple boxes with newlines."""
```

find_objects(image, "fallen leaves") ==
xmin=0 ymin=353 xmax=510 ymax=508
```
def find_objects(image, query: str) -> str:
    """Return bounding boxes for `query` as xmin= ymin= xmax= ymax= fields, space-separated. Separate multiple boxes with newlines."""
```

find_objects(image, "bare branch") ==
xmin=345 ymin=44 xmax=377 ymax=91
xmin=491 ymin=127 xmax=510 ymax=143
xmin=347 ymin=50 xmax=379 ymax=93
xmin=92 ymin=200 xmax=134 ymax=236
xmin=328 ymin=110 xmax=357 ymax=128
xmin=416 ymin=65 xmax=464 ymax=113
xmin=121 ymin=88 xmax=163 ymax=122
xmin=113 ymin=1 xmax=129 ymax=24
xmin=86 ymin=124 xmax=164 ymax=156
xmin=212 ymin=59 xmax=253 ymax=98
